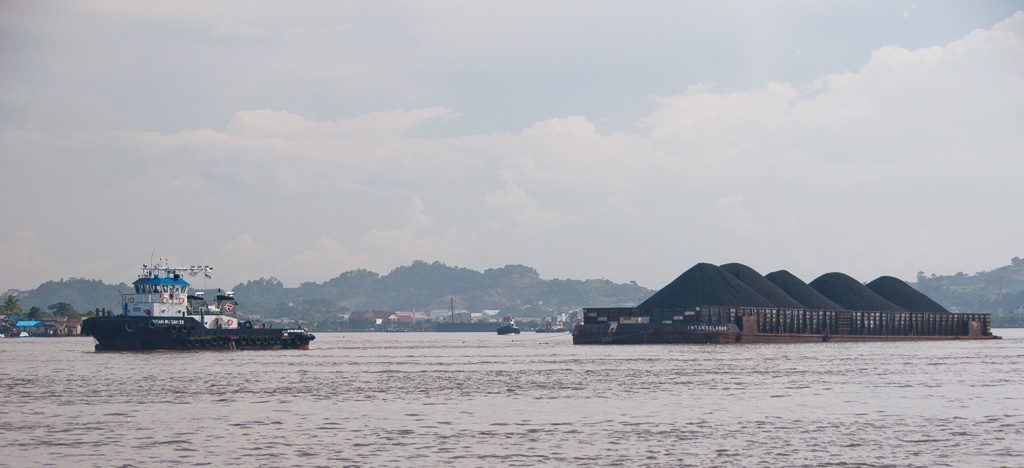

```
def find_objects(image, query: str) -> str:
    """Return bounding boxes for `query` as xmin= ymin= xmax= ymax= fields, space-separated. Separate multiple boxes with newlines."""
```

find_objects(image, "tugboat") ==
xmin=81 ymin=262 xmax=315 ymax=351
xmin=496 ymin=315 xmax=520 ymax=335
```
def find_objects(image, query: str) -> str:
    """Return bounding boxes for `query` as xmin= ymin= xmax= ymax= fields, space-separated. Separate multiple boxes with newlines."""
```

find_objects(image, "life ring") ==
xmin=162 ymin=296 xmax=169 ymax=304
xmin=226 ymin=319 xmax=234 ymax=327
xmin=128 ymin=296 xmax=135 ymax=303
xmin=178 ymin=297 xmax=185 ymax=304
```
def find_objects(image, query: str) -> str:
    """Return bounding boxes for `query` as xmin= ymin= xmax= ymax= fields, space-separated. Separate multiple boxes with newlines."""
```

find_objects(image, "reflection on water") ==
xmin=2 ymin=330 xmax=1022 ymax=467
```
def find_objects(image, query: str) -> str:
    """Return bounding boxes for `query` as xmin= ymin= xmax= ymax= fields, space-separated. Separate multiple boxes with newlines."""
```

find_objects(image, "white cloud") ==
xmin=0 ymin=9 xmax=1022 ymax=291
xmin=211 ymin=17 xmax=269 ymax=38
xmin=356 ymin=197 xmax=460 ymax=272
xmin=274 ymin=237 xmax=373 ymax=285
xmin=225 ymin=107 xmax=456 ymax=140
xmin=213 ymin=234 xmax=274 ymax=284
xmin=484 ymin=180 xmax=567 ymax=237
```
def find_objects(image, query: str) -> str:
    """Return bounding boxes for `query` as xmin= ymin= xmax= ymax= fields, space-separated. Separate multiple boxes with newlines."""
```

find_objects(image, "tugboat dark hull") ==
xmin=82 ymin=316 xmax=315 ymax=351
xmin=496 ymin=325 xmax=520 ymax=335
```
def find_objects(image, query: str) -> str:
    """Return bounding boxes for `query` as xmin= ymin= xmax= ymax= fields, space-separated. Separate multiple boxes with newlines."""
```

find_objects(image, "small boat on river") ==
xmin=497 ymin=315 xmax=520 ymax=335
xmin=81 ymin=262 xmax=315 ymax=351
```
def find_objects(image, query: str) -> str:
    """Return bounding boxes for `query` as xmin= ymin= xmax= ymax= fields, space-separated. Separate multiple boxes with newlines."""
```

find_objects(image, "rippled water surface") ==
xmin=2 ymin=329 xmax=1023 ymax=467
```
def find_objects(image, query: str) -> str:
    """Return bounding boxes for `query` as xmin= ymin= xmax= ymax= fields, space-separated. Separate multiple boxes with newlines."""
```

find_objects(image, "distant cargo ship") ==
xmin=573 ymin=263 xmax=998 ymax=344
xmin=82 ymin=262 xmax=315 ymax=351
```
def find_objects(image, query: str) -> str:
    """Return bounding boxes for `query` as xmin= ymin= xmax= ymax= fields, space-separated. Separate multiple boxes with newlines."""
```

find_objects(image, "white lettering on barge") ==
xmin=685 ymin=325 xmax=728 ymax=331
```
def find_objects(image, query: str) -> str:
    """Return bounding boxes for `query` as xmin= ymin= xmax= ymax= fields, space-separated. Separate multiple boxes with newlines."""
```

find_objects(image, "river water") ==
xmin=2 ymin=329 xmax=1022 ymax=467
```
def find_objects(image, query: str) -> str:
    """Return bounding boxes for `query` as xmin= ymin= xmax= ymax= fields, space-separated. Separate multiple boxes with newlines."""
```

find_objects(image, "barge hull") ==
xmin=574 ymin=306 xmax=999 ymax=344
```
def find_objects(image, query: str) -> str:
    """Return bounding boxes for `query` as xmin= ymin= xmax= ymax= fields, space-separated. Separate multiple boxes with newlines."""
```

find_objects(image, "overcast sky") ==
xmin=2 ymin=1 xmax=1022 ymax=292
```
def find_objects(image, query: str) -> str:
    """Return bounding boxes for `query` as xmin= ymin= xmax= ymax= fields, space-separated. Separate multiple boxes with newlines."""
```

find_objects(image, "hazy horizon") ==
xmin=2 ymin=2 xmax=1022 ymax=291
xmin=4 ymin=256 xmax=1022 ymax=295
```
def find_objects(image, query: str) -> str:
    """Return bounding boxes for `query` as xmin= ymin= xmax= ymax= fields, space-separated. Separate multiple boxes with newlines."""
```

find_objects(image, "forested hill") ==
xmin=3 ymin=261 xmax=652 ymax=319
xmin=5 ymin=278 xmax=129 ymax=315
xmin=233 ymin=261 xmax=651 ymax=319
xmin=912 ymin=257 xmax=1024 ymax=326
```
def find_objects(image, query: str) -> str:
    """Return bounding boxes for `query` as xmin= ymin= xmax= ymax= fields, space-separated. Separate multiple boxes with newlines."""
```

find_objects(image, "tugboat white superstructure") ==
xmin=82 ymin=262 xmax=315 ymax=351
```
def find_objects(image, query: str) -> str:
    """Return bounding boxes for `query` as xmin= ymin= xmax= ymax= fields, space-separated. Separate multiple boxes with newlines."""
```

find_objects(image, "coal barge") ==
xmin=573 ymin=263 xmax=998 ymax=344
xmin=82 ymin=263 xmax=315 ymax=351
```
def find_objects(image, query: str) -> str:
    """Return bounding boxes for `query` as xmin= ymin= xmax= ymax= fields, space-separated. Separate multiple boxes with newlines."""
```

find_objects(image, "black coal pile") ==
xmin=640 ymin=263 xmax=771 ymax=309
xmin=719 ymin=263 xmax=805 ymax=309
xmin=764 ymin=270 xmax=843 ymax=310
xmin=866 ymin=276 xmax=950 ymax=313
xmin=809 ymin=272 xmax=904 ymax=312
